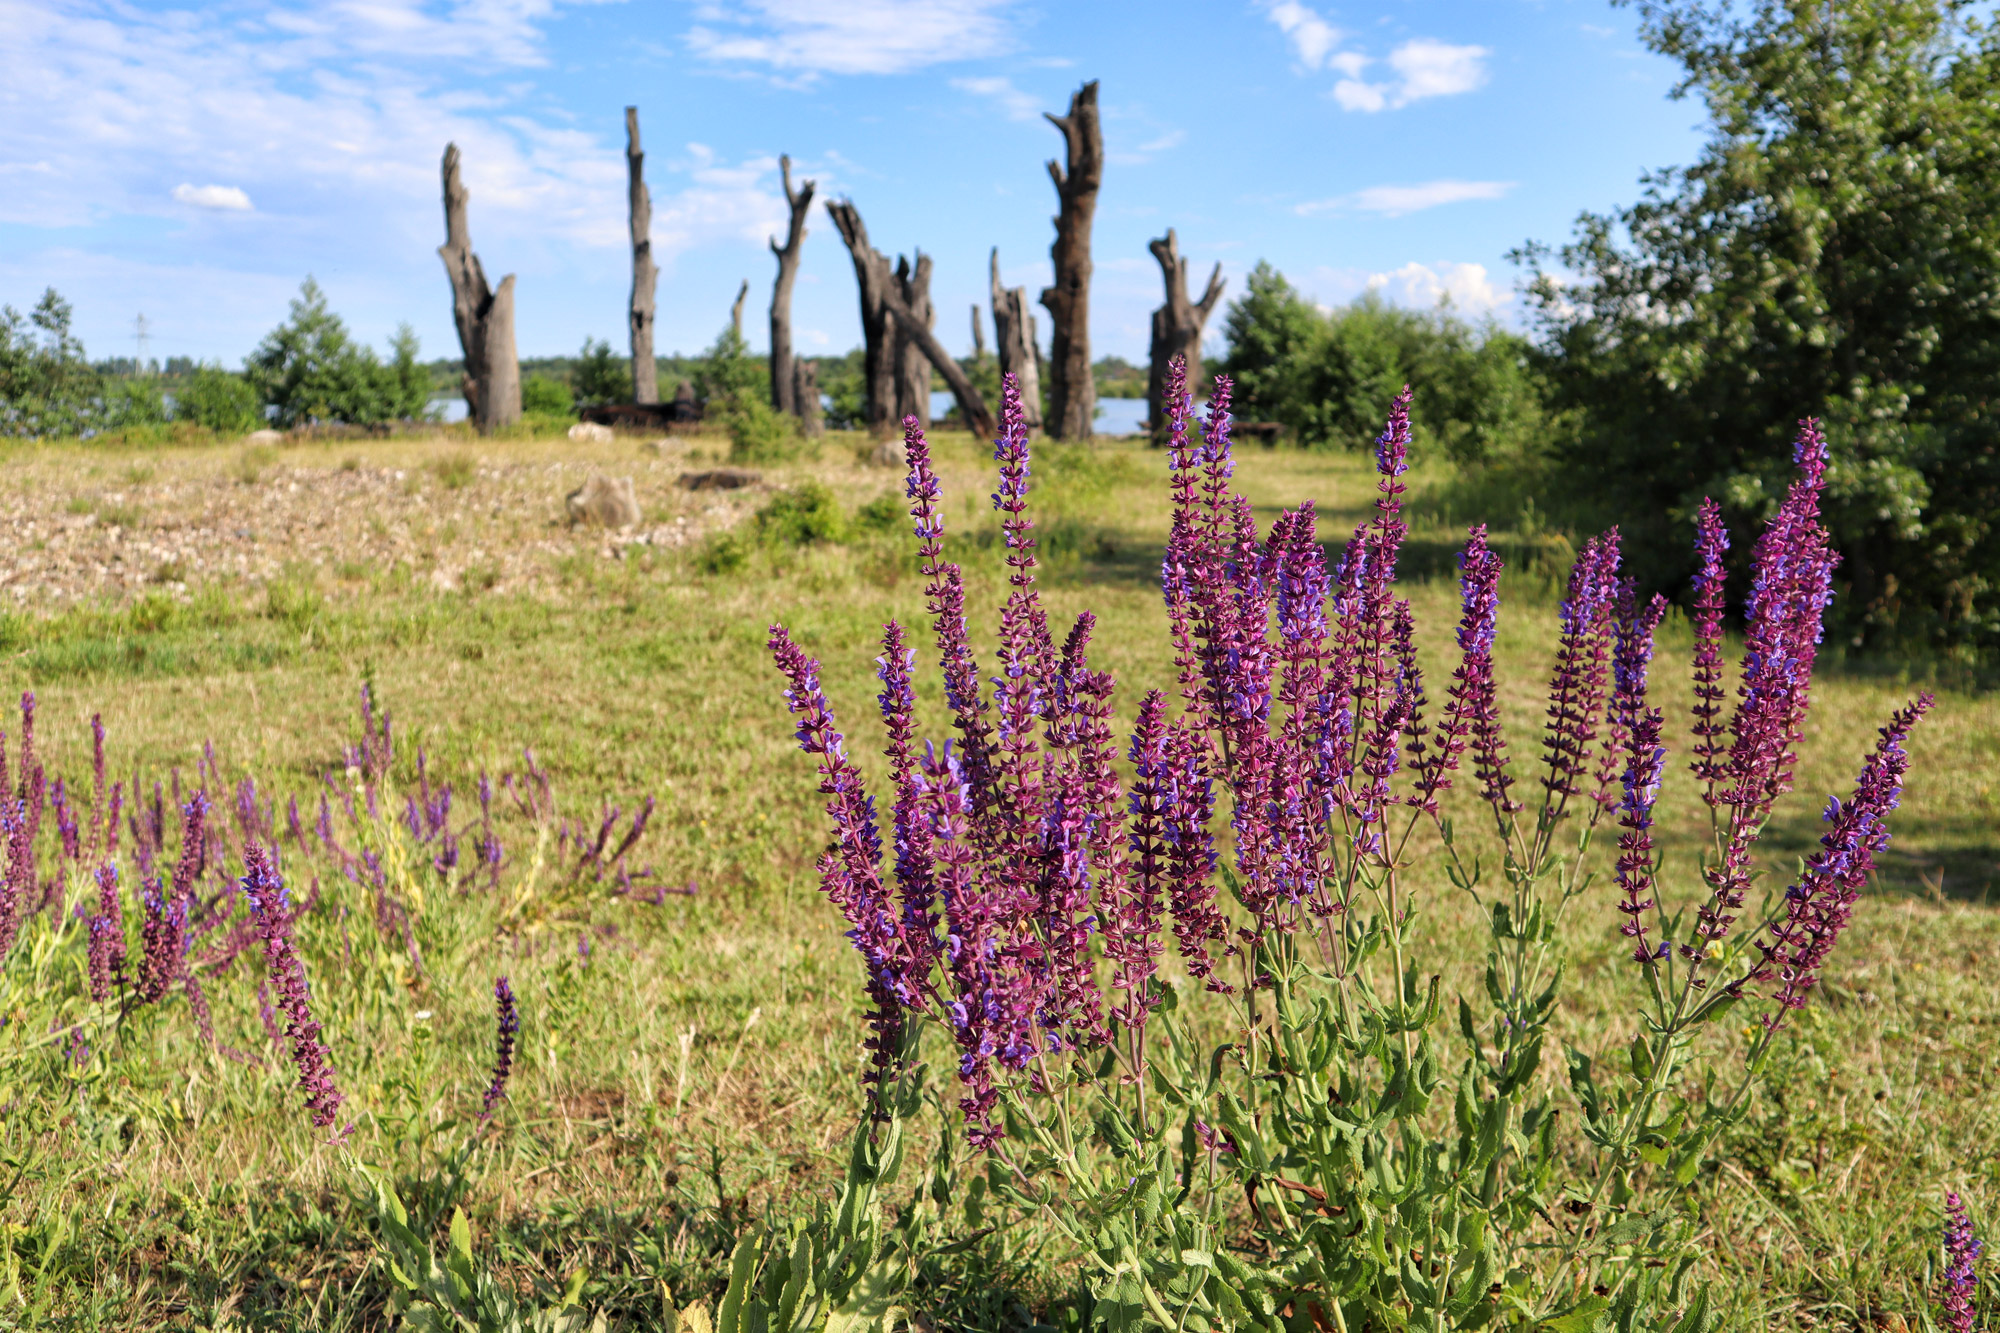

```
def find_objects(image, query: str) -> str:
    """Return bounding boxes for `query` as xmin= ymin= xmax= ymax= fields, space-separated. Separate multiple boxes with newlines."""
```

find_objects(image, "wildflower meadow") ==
xmin=0 ymin=387 xmax=1990 ymax=1330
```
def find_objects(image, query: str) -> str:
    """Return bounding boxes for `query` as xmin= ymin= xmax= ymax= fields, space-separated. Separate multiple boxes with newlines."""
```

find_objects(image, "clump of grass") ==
xmin=431 ymin=452 xmax=477 ymax=490
xmin=754 ymin=482 xmax=846 ymax=545
xmin=853 ymin=492 xmax=904 ymax=535
xmin=235 ymin=444 xmax=279 ymax=485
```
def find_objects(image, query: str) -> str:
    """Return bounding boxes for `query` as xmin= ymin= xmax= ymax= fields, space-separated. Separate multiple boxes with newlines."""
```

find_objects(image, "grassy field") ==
xmin=0 ymin=422 xmax=1992 ymax=1330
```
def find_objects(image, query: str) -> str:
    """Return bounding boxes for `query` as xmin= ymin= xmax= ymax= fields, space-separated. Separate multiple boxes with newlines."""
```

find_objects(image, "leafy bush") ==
xmin=1516 ymin=0 xmax=2000 ymax=656
xmin=693 ymin=531 xmax=748 ymax=575
xmin=571 ymin=339 xmax=631 ymax=409
xmin=722 ymin=395 xmax=803 ymax=463
xmin=754 ymin=482 xmax=845 ymax=545
xmin=0 ymin=289 xmax=109 ymax=438
xmin=693 ymin=323 xmax=764 ymax=410
xmin=244 ymin=279 xmax=431 ymax=427
xmin=763 ymin=369 xmax=1934 ymax=1329
xmin=520 ymin=374 xmax=574 ymax=417
xmin=1219 ymin=262 xmax=1546 ymax=462
xmin=175 ymin=364 xmax=263 ymax=433
xmin=853 ymin=492 xmax=905 ymax=534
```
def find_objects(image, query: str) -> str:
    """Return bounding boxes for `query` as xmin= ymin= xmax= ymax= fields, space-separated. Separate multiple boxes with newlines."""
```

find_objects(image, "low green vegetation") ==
xmin=0 ymin=422 xmax=1986 ymax=1327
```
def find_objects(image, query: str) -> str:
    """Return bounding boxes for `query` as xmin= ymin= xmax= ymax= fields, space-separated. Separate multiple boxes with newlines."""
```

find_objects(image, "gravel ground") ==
xmin=0 ymin=434 xmax=769 ymax=606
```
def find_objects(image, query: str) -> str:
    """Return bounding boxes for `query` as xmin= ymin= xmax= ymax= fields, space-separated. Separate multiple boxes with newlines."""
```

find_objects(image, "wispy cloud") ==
xmin=952 ymin=75 xmax=1042 ymax=121
xmin=1263 ymin=8 xmax=1491 ymax=114
xmin=686 ymin=0 xmax=1015 ymax=78
xmin=1296 ymin=179 xmax=1514 ymax=218
xmin=1368 ymin=260 xmax=1504 ymax=312
xmin=1108 ymin=127 xmax=1185 ymax=167
xmin=1334 ymin=39 xmax=1491 ymax=112
xmin=172 ymin=183 xmax=253 ymax=211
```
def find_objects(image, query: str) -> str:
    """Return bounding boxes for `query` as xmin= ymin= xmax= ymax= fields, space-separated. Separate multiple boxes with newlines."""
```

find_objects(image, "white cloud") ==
xmin=1266 ymin=0 xmax=1342 ymax=69
xmin=1295 ymin=179 xmax=1513 ymax=218
xmin=172 ymin=183 xmax=253 ymax=211
xmin=952 ymin=75 xmax=1041 ymax=121
xmin=1367 ymin=261 xmax=1504 ymax=313
xmin=1328 ymin=37 xmax=1491 ymax=112
xmin=686 ymin=0 xmax=1015 ymax=77
xmin=1107 ymin=127 xmax=1185 ymax=167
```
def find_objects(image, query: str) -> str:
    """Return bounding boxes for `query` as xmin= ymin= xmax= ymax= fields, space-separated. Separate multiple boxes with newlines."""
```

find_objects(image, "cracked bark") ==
xmin=437 ymin=143 xmax=520 ymax=433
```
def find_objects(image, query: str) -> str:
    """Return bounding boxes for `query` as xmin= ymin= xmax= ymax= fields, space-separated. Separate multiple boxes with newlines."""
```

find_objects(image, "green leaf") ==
xmin=1539 ymin=1293 xmax=1612 ymax=1333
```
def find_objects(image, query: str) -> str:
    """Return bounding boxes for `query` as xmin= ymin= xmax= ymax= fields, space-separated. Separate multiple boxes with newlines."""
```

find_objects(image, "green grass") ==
xmin=0 ymin=425 xmax=1992 ymax=1328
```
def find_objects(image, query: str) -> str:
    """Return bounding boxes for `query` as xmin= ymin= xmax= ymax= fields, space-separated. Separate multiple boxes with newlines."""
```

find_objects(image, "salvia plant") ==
xmin=767 ymin=362 xmax=1932 ymax=1330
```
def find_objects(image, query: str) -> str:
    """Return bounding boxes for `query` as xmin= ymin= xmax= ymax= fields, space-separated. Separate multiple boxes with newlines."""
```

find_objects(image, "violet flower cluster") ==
xmin=1942 ymin=1191 xmax=1982 ymax=1333
xmin=484 ymin=975 xmax=519 ymax=1115
xmin=773 ymin=363 xmax=1931 ymax=1145
xmin=242 ymin=841 xmax=345 ymax=1130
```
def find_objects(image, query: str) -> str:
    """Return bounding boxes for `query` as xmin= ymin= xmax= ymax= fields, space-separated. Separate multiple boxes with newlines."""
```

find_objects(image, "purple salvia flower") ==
xmin=878 ymin=622 xmax=937 ymax=977
xmin=1538 ymin=530 xmax=1621 ymax=818
xmin=769 ymin=625 xmax=916 ymax=1093
xmin=87 ymin=863 xmax=125 ymax=1002
xmin=1110 ymin=692 xmax=1173 ymax=1031
xmin=904 ymin=415 xmax=999 ymax=817
xmin=1689 ymin=498 xmax=1732 ymax=805
xmin=242 ymin=842 xmax=344 ymax=1130
xmin=918 ymin=741 xmax=1001 ymax=1146
xmin=1040 ymin=613 xmax=1111 ymax=1049
xmin=1430 ymin=526 xmax=1512 ymax=821
xmin=1597 ymin=581 xmax=1669 ymax=813
xmin=1614 ymin=709 xmax=1667 ymax=964
xmin=185 ymin=971 xmax=218 ymax=1049
xmin=257 ymin=980 xmax=283 ymax=1045
xmin=484 ymin=975 xmax=519 ymax=1115
xmin=136 ymin=794 xmax=206 ymax=1004
xmin=52 ymin=778 xmax=79 ymax=863
xmin=1941 ymin=1191 xmax=1982 ymax=1333
xmin=1750 ymin=694 xmax=1930 ymax=1023
xmin=1160 ymin=356 xmax=1214 ymax=735
xmin=1162 ymin=721 xmax=1227 ymax=990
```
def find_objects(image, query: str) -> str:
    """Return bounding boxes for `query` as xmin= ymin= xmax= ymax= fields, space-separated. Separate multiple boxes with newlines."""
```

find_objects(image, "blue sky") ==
xmin=0 ymin=0 xmax=1709 ymax=370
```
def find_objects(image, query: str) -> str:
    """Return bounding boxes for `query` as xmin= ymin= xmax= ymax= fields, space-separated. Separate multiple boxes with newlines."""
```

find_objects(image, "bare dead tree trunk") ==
xmin=971 ymin=304 xmax=987 ymax=359
xmin=825 ymin=198 xmax=896 ymax=436
xmin=1038 ymin=80 xmax=1102 ymax=441
xmin=990 ymin=248 xmax=1043 ymax=431
xmin=437 ymin=143 xmax=520 ymax=433
xmin=792 ymin=358 xmax=823 ymax=436
xmin=768 ymin=155 xmax=815 ymax=417
xmin=626 ymin=108 xmax=658 ymax=405
xmin=892 ymin=252 xmax=935 ymax=428
xmin=877 ymin=282 xmax=995 ymax=439
xmin=730 ymin=280 xmax=749 ymax=339
xmin=1146 ymin=229 xmax=1226 ymax=441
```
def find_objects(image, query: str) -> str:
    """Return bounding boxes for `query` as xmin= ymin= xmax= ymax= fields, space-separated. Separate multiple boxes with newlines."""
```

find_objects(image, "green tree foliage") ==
xmin=695 ymin=323 xmax=801 ymax=461
xmin=570 ymin=338 xmax=631 ymax=408
xmin=174 ymin=365 xmax=262 ymax=433
xmin=1218 ymin=262 xmax=1545 ymax=461
xmin=1518 ymin=0 xmax=2000 ymax=652
xmin=520 ymin=374 xmax=574 ymax=417
xmin=244 ymin=280 xmax=431 ymax=427
xmin=0 ymin=289 xmax=106 ymax=438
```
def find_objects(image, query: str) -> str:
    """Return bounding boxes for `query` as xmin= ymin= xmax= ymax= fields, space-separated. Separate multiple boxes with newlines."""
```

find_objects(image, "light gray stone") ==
xmin=565 ymin=474 xmax=642 ymax=529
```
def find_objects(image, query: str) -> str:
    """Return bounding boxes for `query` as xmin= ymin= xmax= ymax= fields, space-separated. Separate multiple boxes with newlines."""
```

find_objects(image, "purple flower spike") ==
xmin=1751 ymin=694 xmax=1930 ymax=1024
xmin=1539 ymin=530 xmax=1620 ymax=816
xmin=136 ymin=795 xmax=207 ymax=1005
xmin=1438 ymin=526 xmax=1515 ymax=820
xmin=484 ymin=976 xmax=519 ymax=1115
xmin=87 ymin=863 xmax=125 ymax=1002
xmin=1688 ymin=499 xmax=1732 ymax=804
xmin=242 ymin=842 xmax=345 ymax=1130
xmin=1941 ymin=1191 xmax=1982 ymax=1333
xmin=1111 ymin=693 xmax=1173 ymax=1031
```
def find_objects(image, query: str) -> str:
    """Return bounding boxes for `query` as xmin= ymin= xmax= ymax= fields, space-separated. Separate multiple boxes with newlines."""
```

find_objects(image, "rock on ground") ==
xmin=566 ymin=474 xmax=643 ymax=528
xmin=568 ymin=422 xmax=616 ymax=445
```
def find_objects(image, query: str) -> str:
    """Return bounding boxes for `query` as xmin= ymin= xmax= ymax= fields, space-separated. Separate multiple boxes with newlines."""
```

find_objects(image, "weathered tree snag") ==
xmin=971 ymin=304 xmax=986 ymax=359
xmin=1146 ymin=228 xmax=1225 ymax=441
xmin=437 ymin=143 xmax=520 ymax=433
xmin=792 ymin=358 xmax=823 ymax=436
xmin=876 ymin=281 xmax=996 ymax=439
xmin=1038 ymin=80 xmax=1102 ymax=440
xmin=625 ymin=108 xmax=658 ymax=405
xmin=825 ymin=197 xmax=896 ymax=435
xmin=768 ymin=155 xmax=816 ymax=417
xmin=730 ymin=280 xmax=749 ymax=338
xmin=989 ymin=248 xmax=1043 ymax=432
xmin=892 ymin=251 xmax=935 ymax=428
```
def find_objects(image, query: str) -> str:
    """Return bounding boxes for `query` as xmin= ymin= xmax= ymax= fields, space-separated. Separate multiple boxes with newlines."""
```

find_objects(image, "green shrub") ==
xmin=853 ymin=492 xmax=905 ymax=534
xmin=245 ymin=280 xmax=431 ymax=427
xmin=722 ymin=395 xmax=804 ymax=463
xmin=520 ymin=373 xmax=573 ymax=417
xmin=572 ymin=339 xmax=631 ymax=408
xmin=175 ymin=365 xmax=262 ymax=433
xmin=693 ymin=531 xmax=748 ymax=575
xmin=754 ymin=482 xmax=845 ymax=545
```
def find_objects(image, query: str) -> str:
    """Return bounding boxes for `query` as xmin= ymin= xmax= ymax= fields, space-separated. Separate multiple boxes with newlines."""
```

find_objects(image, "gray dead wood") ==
xmin=626 ymin=108 xmax=659 ymax=405
xmin=768 ymin=155 xmax=816 ymax=417
xmin=792 ymin=358 xmax=823 ymax=436
xmin=876 ymin=278 xmax=996 ymax=439
xmin=437 ymin=143 xmax=521 ymax=433
xmin=1146 ymin=228 xmax=1225 ymax=441
xmin=825 ymin=197 xmax=897 ymax=435
xmin=971 ymin=303 xmax=987 ymax=358
xmin=730 ymin=280 xmax=749 ymax=338
xmin=893 ymin=251 xmax=935 ymax=428
xmin=989 ymin=248 xmax=1043 ymax=431
xmin=1038 ymin=80 xmax=1102 ymax=440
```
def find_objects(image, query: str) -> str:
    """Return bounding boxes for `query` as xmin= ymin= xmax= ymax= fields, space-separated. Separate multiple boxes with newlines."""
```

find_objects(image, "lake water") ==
xmin=931 ymin=392 xmax=1151 ymax=436
xmin=431 ymin=393 xmax=1156 ymax=435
